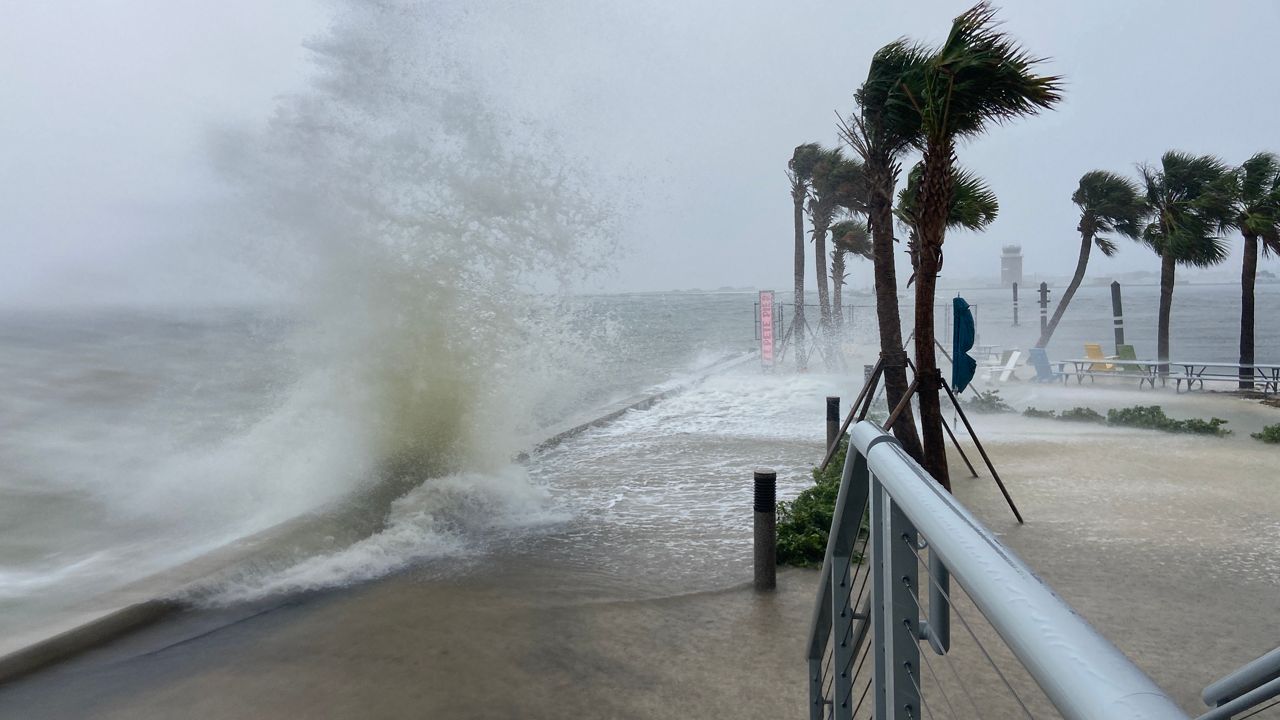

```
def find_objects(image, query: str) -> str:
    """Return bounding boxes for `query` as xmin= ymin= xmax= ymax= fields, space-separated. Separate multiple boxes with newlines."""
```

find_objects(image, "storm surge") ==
xmin=196 ymin=2 xmax=614 ymax=596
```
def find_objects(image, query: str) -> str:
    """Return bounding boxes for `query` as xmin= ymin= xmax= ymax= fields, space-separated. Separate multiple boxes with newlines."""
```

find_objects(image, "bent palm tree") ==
xmin=900 ymin=2 xmax=1061 ymax=490
xmin=1220 ymin=153 xmax=1280 ymax=388
xmin=841 ymin=40 xmax=931 ymax=463
xmin=788 ymin=143 xmax=823 ymax=369
xmin=1137 ymin=151 xmax=1232 ymax=376
xmin=1036 ymin=171 xmax=1146 ymax=349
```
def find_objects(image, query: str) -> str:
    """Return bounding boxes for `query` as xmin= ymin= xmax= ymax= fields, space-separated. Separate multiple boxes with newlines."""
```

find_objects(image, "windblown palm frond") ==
xmin=896 ymin=163 xmax=999 ymax=233
xmin=830 ymin=219 xmax=873 ymax=260
xmin=810 ymin=151 xmax=869 ymax=221
xmin=788 ymin=143 xmax=824 ymax=185
xmin=911 ymin=2 xmax=1064 ymax=144
xmin=1072 ymin=170 xmax=1147 ymax=257
xmin=1222 ymin=152 xmax=1280 ymax=256
xmin=854 ymin=40 xmax=932 ymax=160
xmin=1138 ymin=151 xmax=1232 ymax=267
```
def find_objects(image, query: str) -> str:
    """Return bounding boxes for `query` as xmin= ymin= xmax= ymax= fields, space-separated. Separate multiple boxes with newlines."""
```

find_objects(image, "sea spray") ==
xmin=194 ymin=0 xmax=615 ymax=593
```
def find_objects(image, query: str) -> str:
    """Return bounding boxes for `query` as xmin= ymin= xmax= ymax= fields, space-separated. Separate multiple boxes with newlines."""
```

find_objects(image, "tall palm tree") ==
xmin=830 ymin=219 xmax=872 ymax=326
xmin=899 ymin=2 xmax=1061 ymax=489
xmin=1137 ymin=151 xmax=1232 ymax=376
xmin=1036 ymin=171 xmax=1146 ymax=349
xmin=841 ymin=40 xmax=930 ymax=463
xmin=788 ymin=143 xmax=822 ymax=368
xmin=1220 ymin=153 xmax=1280 ymax=389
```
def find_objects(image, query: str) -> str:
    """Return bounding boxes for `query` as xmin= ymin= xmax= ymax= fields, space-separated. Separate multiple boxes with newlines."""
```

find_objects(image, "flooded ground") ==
xmin=2 ymin=366 xmax=1277 ymax=718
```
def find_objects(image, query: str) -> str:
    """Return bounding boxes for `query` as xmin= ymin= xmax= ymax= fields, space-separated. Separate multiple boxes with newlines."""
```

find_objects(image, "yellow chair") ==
xmin=1085 ymin=343 xmax=1115 ymax=372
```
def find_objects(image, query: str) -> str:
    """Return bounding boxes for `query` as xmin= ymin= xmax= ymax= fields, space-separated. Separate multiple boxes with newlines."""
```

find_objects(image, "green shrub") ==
xmin=1022 ymin=407 xmax=1055 ymax=419
xmin=1106 ymin=405 xmax=1230 ymax=436
xmin=776 ymin=438 xmax=866 ymax=568
xmin=966 ymin=390 xmax=1013 ymax=413
xmin=1251 ymin=423 xmax=1280 ymax=444
xmin=1058 ymin=407 xmax=1105 ymax=423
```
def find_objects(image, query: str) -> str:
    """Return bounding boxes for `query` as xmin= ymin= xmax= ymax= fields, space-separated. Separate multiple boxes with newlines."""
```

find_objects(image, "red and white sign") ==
xmin=759 ymin=290 xmax=775 ymax=366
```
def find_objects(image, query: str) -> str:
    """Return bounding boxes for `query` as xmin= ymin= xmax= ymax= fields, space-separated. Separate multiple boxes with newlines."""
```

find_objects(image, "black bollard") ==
xmin=1038 ymin=282 xmax=1050 ymax=335
xmin=1111 ymin=281 xmax=1125 ymax=353
xmin=826 ymin=396 xmax=840 ymax=452
xmin=754 ymin=468 xmax=777 ymax=591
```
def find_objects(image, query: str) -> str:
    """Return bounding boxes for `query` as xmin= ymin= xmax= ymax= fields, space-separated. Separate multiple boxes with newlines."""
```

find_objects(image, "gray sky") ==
xmin=3 ymin=0 xmax=1279 ymax=302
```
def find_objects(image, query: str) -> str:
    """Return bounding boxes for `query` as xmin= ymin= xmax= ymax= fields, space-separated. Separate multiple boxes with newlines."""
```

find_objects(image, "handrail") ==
xmin=806 ymin=421 xmax=1188 ymax=720
xmin=1202 ymin=646 xmax=1280 ymax=709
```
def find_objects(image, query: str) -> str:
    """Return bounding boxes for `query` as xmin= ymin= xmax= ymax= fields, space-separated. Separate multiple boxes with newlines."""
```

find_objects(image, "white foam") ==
xmin=205 ymin=465 xmax=567 ymax=603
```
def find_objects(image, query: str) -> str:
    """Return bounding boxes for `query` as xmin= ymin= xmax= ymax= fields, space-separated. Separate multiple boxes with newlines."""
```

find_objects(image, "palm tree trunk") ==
xmin=831 ymin=250 xmax=845 ymax=330
xmin=1239 ymin=233 xmax=1258 ymax=389
xmin=1157 ymin=251 xmax=1175 ymax=377
xmin=866 ymin=158 xmax=923 ymax=462
xmin=813 ymin=213 xmax=833 ymax=332
xmin=1036 ymin=229 xmax=1092 ymax=349
xmin=792 ymin=186 xmax=807 ymax=369
xmin=913 ymin=140 xmax=953 ymax=492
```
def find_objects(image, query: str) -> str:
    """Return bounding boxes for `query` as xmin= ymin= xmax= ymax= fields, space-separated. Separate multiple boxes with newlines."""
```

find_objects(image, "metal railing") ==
xmin=806 ymin=421 xmax=1189 ymax=720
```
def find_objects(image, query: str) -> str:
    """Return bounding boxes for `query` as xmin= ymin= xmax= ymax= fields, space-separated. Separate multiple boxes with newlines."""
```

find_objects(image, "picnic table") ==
xmin=1172 ymin=361 xmax=1280 ymax=393
xmin=1062 ymin=358 xmax=1161 ymax=389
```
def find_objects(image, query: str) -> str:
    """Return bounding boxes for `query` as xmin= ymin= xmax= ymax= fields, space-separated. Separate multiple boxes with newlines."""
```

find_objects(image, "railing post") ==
xmin=876 ymin=485 xmax=921 ymax=720
xmin=830 ymin=450 xmax=871 ymax=719
xmin=808 ymin=656 xmax=824 ymax=720
xmin=871 ymin=477 xmax=889 ymax=720
xmin=889 ymin=503 xmax=921 ymax=719
xmin=753 ymin=468 xmax=777 ymax=591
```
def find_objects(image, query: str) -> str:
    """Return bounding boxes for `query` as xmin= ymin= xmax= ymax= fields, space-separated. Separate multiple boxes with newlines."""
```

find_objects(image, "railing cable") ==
xmin=850 ymin=678 xmax=872 ymax=720
xmin=902 ymin=533 xmax=1036 ymax=720
xmin=903 ymin=661 xmax=938 ymax=720
xmin=900 ymin=592 xmax=962 ymax=720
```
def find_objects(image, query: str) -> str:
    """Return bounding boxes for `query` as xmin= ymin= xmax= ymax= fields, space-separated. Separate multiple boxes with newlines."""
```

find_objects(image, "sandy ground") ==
xmin=1 ymin=379 xmax=1278 ymax=719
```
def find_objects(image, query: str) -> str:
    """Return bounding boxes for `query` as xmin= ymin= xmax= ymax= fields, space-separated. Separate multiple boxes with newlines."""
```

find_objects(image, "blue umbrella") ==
xmin=952 ymin=296 xmax=977 ymax=392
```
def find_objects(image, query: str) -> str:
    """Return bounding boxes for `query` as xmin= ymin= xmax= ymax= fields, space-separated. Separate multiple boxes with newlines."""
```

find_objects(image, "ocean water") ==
xmin=3 ymin=282 xmax=1276 ymax=644
xmin=0 ymin=294 xmax=760 ymax=641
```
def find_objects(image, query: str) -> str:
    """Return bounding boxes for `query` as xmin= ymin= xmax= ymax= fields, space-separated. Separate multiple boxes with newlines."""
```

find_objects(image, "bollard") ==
xmin=1110 ymin=281 xmax=1125 ymax=353
xmin=1038 ymin=282 xmax=1050 ymax=335
xmin=826 ymin=396 xmax=840 ymax=452
xmin=754 ymin=467 xmax=777 ymax=591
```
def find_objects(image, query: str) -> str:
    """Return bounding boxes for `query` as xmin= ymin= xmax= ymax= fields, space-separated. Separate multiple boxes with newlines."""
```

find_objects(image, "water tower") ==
xmin=1000 ymin=244 xmax=1023 ymax=286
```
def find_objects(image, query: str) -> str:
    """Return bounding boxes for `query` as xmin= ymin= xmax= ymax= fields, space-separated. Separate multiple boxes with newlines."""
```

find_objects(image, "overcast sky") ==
xmin=3 ymin=0 xmax=1278 ymax=302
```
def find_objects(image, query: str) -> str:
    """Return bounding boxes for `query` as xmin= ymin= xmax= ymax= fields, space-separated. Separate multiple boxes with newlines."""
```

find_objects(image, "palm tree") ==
xmin=825 ymin=160 xmax=870 ymax=329
xmin=840 ymin=40 xmax=930 ymax=463
xmin=788 ymin=144 xmax=822 ymax=368
xmin=896 ymin=163 xmax=1000 ymax=284
xmin=898 ymin=2 xmax=1061 ymax=489
xmin=1036 ymin=171 xmax=1146 ymax=349
xmin=807 ymin=148 xmax=852 ymax=334
xmin=1220 ymin=153 xmax=1280 ymax=388
xmin=830 ymin=219 xmax=872 ymax=326
xmin=1137 ymin=151 xmax=1232 ymax=376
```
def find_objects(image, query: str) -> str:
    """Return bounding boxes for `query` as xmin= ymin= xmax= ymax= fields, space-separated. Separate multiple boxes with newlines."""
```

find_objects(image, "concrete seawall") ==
xmin=0 ymin=351 xmax=759 ymax=685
